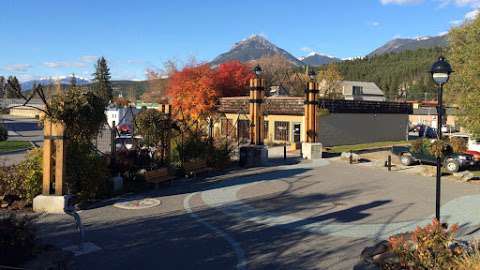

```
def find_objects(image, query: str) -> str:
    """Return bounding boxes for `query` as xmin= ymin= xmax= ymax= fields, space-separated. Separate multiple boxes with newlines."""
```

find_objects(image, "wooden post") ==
xmin=249 ymin=76 xmax=265 ymax=145
xmin=42 ymin=120 xmax=52 ymax=195
xmin=304 ymin=81 xmax=319 ymax=143
xmin=42 ymin=119 xmax=66 ymax=196
xmin=53 ymin=122 xmax=65 ymax=195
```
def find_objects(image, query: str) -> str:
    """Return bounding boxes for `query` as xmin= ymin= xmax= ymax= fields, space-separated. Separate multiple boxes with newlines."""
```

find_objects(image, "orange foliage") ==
xmin=167 ymin=63 xmax=219 ymax=119
xmin=112 ymin=97 xmax=130 ymax=107
xmin=216 ymin=60 xmax=253 ymax=97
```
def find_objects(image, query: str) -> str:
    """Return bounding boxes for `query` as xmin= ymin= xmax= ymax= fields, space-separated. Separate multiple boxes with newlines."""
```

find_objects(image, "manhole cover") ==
xmin=113 ymin=198 xmax=161 ymax=210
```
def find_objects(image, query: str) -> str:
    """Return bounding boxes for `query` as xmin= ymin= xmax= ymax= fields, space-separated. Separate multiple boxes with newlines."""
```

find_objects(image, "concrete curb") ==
xmin=0 ymin=147 xmax=31 ymax=155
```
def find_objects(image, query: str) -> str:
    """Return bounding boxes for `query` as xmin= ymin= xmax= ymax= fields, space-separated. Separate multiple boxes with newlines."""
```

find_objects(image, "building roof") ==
xmin=217 ymin=96 xmax=412 ymax=115
xmin=341 ymin=81 xmax=385 ymax=96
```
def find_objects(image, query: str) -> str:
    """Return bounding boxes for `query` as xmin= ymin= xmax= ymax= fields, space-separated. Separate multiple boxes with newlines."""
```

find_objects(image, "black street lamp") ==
xmin=253 ymin=65 xmax=262 ymax=77
xmin=430 ymin=56 xmax=453 ymax=222
xmin=308 ymin=68 xmax=316 ymax=81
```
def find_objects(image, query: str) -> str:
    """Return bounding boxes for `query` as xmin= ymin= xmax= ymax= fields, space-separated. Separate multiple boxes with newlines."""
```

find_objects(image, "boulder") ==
xmin=341 ymin=152 xmax=360 ymax=163
xmin=421 ymin=166 xmax=436 ymax=177
xmin=453 ymin=171 xmax=475 ymax=182
xmin=360 ymin=240 xmax=389 ymax=260
xmin=372 ymin=251 xmax=399 ymax=266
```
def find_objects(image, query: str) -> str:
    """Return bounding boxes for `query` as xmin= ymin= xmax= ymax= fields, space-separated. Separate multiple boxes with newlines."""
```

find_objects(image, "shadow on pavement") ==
xmin=37 ymin=189 xmax=376 ymax=270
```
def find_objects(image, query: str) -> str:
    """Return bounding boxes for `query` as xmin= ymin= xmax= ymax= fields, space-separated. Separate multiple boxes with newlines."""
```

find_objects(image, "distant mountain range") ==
xmin=367 ymin=35 xmax=448 ymax=57
xmin=20 ymin=34 xmax=448 ymax=90
xmin=211 ymin=35 xmax=305 ymax=67
xmin=21 ymin=75 xmax=90 ymax=90
xmin=299 ymin=52 xmax=340 ymax=66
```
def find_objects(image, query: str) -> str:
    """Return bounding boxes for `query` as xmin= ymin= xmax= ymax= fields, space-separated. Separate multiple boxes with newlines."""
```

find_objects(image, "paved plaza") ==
xmin=36 ymin=155 xmax=480 ymax=270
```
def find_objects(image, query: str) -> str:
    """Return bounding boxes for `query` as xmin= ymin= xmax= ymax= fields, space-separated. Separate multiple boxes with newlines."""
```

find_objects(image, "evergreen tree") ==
xmin=447 ymin=16 xmax=480 ymax=138
xmin=5 ymin=76 xmax=22 ymax=98
xmin=92 ymin=57 xmax=113 ymax=104
xmin=70 ymin=73 xmax=77 ymax=89
xmin=326 ymin=47 xmax=443 ymax=100
xmin=0 ymin=76 xmax=5 ymax=98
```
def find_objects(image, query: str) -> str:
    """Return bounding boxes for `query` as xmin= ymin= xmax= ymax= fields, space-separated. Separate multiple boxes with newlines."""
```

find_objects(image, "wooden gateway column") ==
xmin=302 ymin=69 xmax=323 ymax=160
xmin=304 ymin=80 xmax=319 ymax=143
xmin=249 ymin=68 xmax=265 ymax=145
xmin=42 ymin=119 xmax=66 ymax=195
xmin=239 ymin=65 xmax=268 ymax=167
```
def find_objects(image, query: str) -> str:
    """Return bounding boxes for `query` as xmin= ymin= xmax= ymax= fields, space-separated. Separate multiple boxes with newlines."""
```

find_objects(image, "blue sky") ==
xmin=1 ymin=0 xmax=478 ymax=82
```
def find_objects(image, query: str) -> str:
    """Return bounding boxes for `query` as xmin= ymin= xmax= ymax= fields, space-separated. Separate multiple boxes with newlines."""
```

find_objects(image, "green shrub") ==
xmin=430 ymin=139 xmax=452 ymax=158
xmin=453 ymin=245 xmax=480 ymax=270
xmin=411 ymin=139 xmax=431 ymax=154
xmin=388 ymin=219 xmax=460 ymax=269
xmin=0 ymin=148 xmax=42 ymax=204
xmin=450 ymin=137 xmax=468 ymax=153
xmin=0 ymin=214 xmax=36 ymax=266
xmin=66 ymin=142 xmax=111 ymax=202
xmin=0 ymin=124 xmax=8 ymax=141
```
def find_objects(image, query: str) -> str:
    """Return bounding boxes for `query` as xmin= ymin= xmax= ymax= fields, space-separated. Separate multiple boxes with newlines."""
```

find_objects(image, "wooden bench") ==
xmin=184 ymin=160 xmax=211 ymax=178
xmin=144 ymin=167 xmax=175 ymax=188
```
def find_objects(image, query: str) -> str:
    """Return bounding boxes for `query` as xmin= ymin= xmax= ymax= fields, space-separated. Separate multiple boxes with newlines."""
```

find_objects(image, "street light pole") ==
xmin=430 ymin=56 xmax=453 ymax=222
xmin=435 ymin=83 xmax=443 ymax=221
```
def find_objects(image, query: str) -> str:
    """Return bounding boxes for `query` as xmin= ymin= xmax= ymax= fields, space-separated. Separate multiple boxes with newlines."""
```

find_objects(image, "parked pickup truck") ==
xmin=391 ymin=145 xmax=475 ymax=173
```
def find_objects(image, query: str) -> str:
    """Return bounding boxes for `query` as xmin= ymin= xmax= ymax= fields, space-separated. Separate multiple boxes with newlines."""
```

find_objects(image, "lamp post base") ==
xmin=302 ymin=142 xmax=323 ymax=160
xmin=33 ymin=195 xmax=69 ymax=214
xmin=239 ymin=145 xmax=268 ymax=167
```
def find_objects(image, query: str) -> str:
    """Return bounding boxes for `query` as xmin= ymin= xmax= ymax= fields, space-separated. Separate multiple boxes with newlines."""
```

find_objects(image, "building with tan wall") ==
xmin=216 ymin=96 xmax=411 ymax=147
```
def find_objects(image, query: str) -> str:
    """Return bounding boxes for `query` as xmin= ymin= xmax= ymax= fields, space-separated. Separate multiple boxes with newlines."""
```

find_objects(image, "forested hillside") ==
xmin=327 ymin=47 xmax=445 ymax=100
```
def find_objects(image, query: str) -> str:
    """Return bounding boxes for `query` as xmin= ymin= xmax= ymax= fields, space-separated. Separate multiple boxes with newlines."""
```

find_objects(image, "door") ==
xmin=293 ymin=123 xmax=301 ymax=143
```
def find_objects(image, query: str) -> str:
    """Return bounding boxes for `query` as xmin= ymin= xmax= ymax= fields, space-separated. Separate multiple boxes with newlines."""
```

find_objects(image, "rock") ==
xmin=421 ymin=166 xmax=436 ymax=177
xmin=341 ymin=152 xmax=360 ymax=163
xmin=361 ymin=240 xmax=389 ymax=260
xmin=373 ymin=251 xmax=399 ymax=266
xmin=10 ymin=200 xmax=28 ymax=210
xmin=453 ymin=171 xmax=475 ymax=182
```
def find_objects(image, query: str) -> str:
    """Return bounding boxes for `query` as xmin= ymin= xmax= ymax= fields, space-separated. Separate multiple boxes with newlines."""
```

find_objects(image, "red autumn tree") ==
xmin=166 ymin=63 xmax=218 ymax=119
xmin=215 ymin=60 xmax=253 ymax=97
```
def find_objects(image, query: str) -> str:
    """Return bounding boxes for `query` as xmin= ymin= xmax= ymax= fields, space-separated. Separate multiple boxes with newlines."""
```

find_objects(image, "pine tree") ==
xmin=5 ymin=76 xmax=22 ymax=98
xmin=0 ymin=76 xmax=5 ymax=98
xmin=70 ymin=73 xmax=77 ymax=89
xmin=92 ymin=57 xmax=113 ymax=104
xmin=447 ymin=16 xmax=480 ymax=138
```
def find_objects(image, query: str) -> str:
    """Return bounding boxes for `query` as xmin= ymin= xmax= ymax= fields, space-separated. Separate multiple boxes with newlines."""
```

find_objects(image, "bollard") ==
xmin=349 ymin=150 xmax=353 ymax=164
xmin=388 ymin=155 xmax=392 ymax=171
xmin=284 ymin=143 xmax=287 ymax=160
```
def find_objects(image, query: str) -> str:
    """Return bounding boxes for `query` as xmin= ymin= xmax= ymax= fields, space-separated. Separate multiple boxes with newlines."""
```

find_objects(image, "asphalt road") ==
xmin=35 ymin=153 xmax=480 ymax=270
xmin=0 ymin=116 xmax=42 ymax=165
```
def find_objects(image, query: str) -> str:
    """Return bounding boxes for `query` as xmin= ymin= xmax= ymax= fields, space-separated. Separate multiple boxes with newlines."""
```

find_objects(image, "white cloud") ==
xmin=43 ymin=61 xmax=86 ymax=68
xmin=79 ymin=55 xmax=98 ymax=63
xmin=438 ymin=0 xmax=480 ymax=7
xmin=380 ymin=0 xmax=423 ymax=5
xmin=3 ymin=63 xmax=32 ymax=72
xmin=370 ymin=21 xmax=381 ymax=27
xmin=300 ymin=47 xmax=314 ymax=53
xmin=127 ymin=59 xmax=146 ymax=65
xmin=465 ymin=9 xmax=479 ymax=20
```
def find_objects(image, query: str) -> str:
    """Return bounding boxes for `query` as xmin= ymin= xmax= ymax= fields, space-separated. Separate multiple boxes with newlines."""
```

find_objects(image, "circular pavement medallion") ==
xmin=113 ymin=198 xmax=161 ymax=210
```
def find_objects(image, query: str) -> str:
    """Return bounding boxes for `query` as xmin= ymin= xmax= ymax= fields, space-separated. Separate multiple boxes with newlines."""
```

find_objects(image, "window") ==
xmin=274 ymin=121 xmax=289 ymax=141
xmin=237 ymin=120 xmax=250 ymax=141
xmin=220 ymin=118 xmax=233 ymax=136
xmin=353 ymin=86 xmax=363 ymax=96
xmin=264 ymin=121 xmax=269 ymax=139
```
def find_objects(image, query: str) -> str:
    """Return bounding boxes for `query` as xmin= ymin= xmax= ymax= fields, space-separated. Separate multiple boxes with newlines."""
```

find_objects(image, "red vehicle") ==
xmin=117 ymin=124 xmax=132 ymax=135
